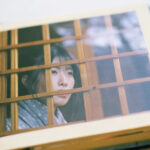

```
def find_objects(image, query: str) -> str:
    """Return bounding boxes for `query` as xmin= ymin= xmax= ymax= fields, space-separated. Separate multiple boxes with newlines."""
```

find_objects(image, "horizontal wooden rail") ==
xmin=84 ymin=27 xmax=140 ymax=38
xmin=0 ymin=59 xmax=81 ymax=75
xmin=0 ymin=50 xmax=147 ymax=75
xmin=0 ymin=86 xmax=91 ymax=104
xmin=0 ymin=35 xmax=87 ymax=51
xmin=1 ymin=76 xmax=150 ymax=104
xmin=0 ymin=27 xmax=141 ymax=51
xmin=96 ymin=76 xmax=150 ymax=89
xmin=109 ymin=27 xmax=140 ymax=35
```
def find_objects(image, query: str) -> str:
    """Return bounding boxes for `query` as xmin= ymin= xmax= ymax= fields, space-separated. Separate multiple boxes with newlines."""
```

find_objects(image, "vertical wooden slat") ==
xmin=83 ymin=44 xmax=104 ymax=119
xmin=74 ymin=20 xmax=93 ymax=121
xmin=42 ymin=25 xmax=55 ymax=125
xmin=105 ymin=16 xmax=129 ymax=115
xmin=0 ymin=32 xmax=8 ymax=132
xmin=80 ymin=17 xmax=104 ymax=119
xmin=10 ymin=30 xmax=18 ymax=130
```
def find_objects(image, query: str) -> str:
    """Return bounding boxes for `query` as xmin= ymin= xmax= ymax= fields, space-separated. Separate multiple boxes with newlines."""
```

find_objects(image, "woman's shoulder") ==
xmin=18 ymin=99 xmax=48 ymax=129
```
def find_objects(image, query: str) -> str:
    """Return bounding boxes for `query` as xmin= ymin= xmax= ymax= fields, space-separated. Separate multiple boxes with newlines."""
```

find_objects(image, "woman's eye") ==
xmin=67 ymin=71 xmax=73 ymax=76
xmin=52 ymin=70 xmax=57 ymax=75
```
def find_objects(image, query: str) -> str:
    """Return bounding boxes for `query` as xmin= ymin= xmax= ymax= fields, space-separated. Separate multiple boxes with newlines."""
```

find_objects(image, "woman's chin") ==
xmin=53 ymin=96 xmax=70 ymax=106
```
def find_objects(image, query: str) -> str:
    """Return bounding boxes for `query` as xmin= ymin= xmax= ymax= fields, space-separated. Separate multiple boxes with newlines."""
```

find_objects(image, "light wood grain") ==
xmin=10 ymin=30 xmax=18 ymax=130
xmin=0 ymin=32 xmax=8 ymax=132
xmin=74 ymin=20 xmax=95 ymax=121
xmin=105 ymin=15 xmax=129 ymax=115
xmin=0 ymin=35 xmax=87 ymax=51
xmin=42 ymin=25 xmax=55 ymax=125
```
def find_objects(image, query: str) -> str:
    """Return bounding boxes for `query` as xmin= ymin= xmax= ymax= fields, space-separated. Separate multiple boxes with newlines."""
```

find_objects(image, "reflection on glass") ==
xmin=101 ymin=87 xmax=122 ymax=117
xmin=51 ymin=40 xmax=77 ymax=60
xmin=49 ymin=22 xmax=77 ymax=60
xmin=81 ymin=16 xmax=111 ymax=57
xmin=96 ymin=59 xmax=116 ymax=84
xmin=111 ymin=11 xmax=140 ymax=30
xmin=116 ymin=29 xmax=147 ymax=53
xmin=125 ymin=82 xmax=150 ymax=113
xmin=5 ymin=104 xmax=11 ymax=131
xmin=49 ymin=21 xmax=74 ymax=38
xmin=80 ymin=11 xmax=150 ymax=118
xmin=80 ymin=16 xmax=105 ymax=35
xmin=111 ymin=11 xmax=148 ymax=53
xmin=83 ymin=37 xmax=111 ymax=57
xmin=120 ymin=55 xmax=150 ymax=80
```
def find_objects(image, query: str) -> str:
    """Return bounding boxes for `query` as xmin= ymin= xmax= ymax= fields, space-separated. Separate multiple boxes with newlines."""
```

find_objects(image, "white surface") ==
xmin=0 ymin=0 xmax=147 ymax=32
xmin=0 ymin=111 xmax=150 ymax=150
xmin=0 ymin=0 xmax=145 ymax=25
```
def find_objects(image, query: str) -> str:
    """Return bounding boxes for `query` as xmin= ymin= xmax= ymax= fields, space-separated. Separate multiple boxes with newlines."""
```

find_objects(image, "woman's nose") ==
xmin=58 ymin=72 xmax=67 ymax=86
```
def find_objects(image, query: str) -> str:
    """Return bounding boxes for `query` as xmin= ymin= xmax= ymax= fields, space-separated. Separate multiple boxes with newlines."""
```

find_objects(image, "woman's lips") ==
xmin=58 ymin=94 xmax=69 ymax=98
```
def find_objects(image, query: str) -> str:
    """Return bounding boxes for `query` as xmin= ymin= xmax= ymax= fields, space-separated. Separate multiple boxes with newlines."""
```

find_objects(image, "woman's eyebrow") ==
xmin=52 ymin=66 xmax=72 ymax=70
xmin=51 ymin=67 xmax=58 ymax=69
xmin=65 ymin=65 xmax=73 ymax=70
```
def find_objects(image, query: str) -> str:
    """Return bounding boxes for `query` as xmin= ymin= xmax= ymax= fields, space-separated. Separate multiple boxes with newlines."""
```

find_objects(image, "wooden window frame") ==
xmin=0 ymin=2 xmax=150 ymax=150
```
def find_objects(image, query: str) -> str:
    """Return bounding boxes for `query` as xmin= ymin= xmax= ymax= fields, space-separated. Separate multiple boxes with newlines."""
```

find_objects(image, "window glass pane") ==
xmin=7 ymin=31 xmax=11 ymax=46
xmin=7 ymin=50 xmax=11 ymax=70
xmin=120 ymin=55 xmax=150 ymax=80
xmin=50 ymin=40 xmax=77 ymax=62
xmin=111 ymin=11 xmax=147 ymax=53
xmin=125 ymin=82 xmax=150 ymax=113
xmin=18 ymin=26 xmax=42 ymax=43
xmin=111 ymin=11 xmax=140 ymax=30
xmin=80 ymin=16 xmax=105 ymax=35
xmin=5 ymin=103 xmax=11 ymax=131
xmin=83 ymin=37 xmax=111 ymax=57
xmin=18 ymin=45 xmax=44 ymax=67
xmin=100 ymin=87 xmax=122 ymax=117
xmin=81 ymin=16 xmax=112 ymax=56
xmin=6 ymin=74 xmax=10 ymax=98
xmin=96 ymin=59 xmax=116 ymax=84
xmin=49 ymin=21 xmax=74 ymax=38
xmin=116 ymin=29 xmax=147 ymax=53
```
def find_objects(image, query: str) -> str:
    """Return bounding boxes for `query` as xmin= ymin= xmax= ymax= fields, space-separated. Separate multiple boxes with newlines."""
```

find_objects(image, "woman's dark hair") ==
xmin=51 ymin=44 xmax=85 ymax=122
xmin=19 ymin=43 xmax=85 ymax=122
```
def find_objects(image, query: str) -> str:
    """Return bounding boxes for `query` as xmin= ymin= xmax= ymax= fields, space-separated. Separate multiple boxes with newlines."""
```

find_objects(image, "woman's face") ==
xmin=51 ymin=57 xmax=75 ymax=106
